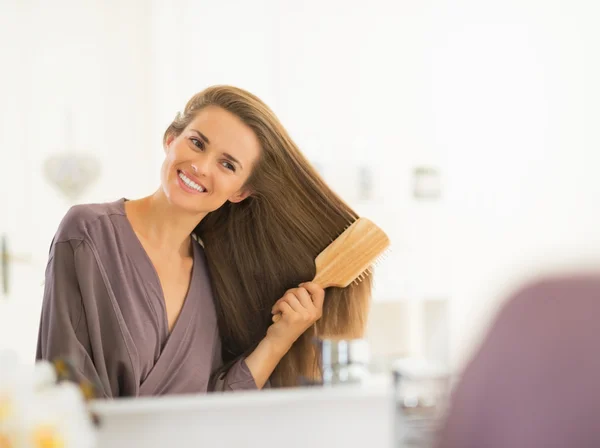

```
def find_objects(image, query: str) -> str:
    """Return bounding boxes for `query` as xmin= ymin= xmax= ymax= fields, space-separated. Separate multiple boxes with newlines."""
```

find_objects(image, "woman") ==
xmin=37 ymin=86 xmax=372 ymax=398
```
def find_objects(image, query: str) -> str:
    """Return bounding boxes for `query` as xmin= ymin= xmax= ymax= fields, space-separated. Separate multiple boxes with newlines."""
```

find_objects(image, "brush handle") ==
xmin=311 ymin=271 xmax=331 ymax=289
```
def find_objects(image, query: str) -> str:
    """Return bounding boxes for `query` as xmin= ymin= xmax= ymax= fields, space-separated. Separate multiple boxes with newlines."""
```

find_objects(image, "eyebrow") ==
xmin=190 ymin=128 xmax=243 ymax=170
xmin=190 ymin=129 xmax=210 ymax=144
xmin=223 ymin=152 xmax=243 ymax=170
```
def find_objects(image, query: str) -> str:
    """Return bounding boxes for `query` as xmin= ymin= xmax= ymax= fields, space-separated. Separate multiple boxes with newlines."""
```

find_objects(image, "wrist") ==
xmin=262 ymin=334 xmax=293 ymax=359
xmin=245 ymin=336 xmax=290 ymax=389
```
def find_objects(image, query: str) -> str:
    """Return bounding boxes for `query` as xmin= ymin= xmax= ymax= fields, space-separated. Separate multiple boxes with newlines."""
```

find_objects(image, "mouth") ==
xmin=177 ymin=169 xmax=207 ymax=193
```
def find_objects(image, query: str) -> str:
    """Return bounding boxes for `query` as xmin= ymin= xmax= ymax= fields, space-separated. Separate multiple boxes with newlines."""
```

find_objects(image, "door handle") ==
xmin=1 ymin=234 xmax=8 ymax=296
xmin=1 ymin=234 xmax=32 ymax=296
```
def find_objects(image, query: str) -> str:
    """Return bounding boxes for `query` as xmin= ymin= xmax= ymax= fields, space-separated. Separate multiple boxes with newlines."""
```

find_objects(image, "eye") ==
xmin=190 ymin=137 xmax=205 ymax=150
xmin=222 ymin=161 xmax=236 ymax=172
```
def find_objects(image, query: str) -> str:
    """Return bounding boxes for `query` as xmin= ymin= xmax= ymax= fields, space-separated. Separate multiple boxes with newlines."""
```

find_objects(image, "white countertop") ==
xmin=90 ymin=376 xmax=395 ymax=448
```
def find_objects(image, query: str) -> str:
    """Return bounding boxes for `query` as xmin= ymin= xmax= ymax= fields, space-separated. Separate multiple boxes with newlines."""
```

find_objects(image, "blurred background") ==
xmin=1 ymin=0 xmax=599 ymax=380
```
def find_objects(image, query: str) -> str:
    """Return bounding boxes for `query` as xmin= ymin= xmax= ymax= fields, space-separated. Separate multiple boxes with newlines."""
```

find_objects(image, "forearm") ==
xmin=245 ymin=282 xmax=325 ymax=388
xmin=244 ymin=337 xmax=289 ymax=389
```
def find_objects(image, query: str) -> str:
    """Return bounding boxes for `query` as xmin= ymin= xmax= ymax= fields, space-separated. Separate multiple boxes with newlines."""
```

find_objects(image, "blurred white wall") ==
xmin=1 ymin=0 xmax=600 ymax=371
xmin=436 ymin=0 xmax=600 ymax=366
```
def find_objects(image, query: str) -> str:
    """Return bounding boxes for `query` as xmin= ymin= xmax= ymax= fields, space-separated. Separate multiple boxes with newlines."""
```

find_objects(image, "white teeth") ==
xmin=178 ymin=171 xmax=205 ymax=192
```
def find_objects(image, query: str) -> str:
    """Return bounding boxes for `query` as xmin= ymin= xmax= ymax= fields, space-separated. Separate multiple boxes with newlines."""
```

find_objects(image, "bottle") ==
xmin=320 ymin=338 xmax=371 ymax=386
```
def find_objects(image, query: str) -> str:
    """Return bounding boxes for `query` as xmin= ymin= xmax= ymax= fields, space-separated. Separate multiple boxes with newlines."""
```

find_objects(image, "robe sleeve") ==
xmin=210 ymin=358 xmax=261 ymax=392
xmin=209 ymin=333 xmax=274 ymax=392
xmin=36 ymin=239 xmax=132 ymax=398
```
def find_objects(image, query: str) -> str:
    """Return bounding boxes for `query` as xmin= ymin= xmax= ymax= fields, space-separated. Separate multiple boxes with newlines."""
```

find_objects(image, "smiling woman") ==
xmin=36 ymin=85 xmax=372 ymax=397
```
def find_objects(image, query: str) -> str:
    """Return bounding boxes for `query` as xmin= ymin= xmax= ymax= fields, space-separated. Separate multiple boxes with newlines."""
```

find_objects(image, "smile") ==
xmin=177 ymin=170 xmax=206 ymax=193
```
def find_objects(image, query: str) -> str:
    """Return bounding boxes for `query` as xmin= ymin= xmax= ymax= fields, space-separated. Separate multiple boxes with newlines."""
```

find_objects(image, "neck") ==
xmin=127 ymin=190 xmax=207 ymax=258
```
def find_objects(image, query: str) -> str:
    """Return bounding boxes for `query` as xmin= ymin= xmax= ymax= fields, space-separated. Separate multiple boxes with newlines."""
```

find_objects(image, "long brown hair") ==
xmin=164 ymin=86 xmax=372 ymax=387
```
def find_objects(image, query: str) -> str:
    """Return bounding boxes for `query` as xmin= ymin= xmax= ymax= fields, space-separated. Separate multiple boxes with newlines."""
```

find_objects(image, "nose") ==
xmin=191 ymin=154 xmax=211 ymax=177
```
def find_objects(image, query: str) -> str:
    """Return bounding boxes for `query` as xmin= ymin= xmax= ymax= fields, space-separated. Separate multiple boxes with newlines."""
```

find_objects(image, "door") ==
xmin=0 ymin=0 xmax=47 ymax=365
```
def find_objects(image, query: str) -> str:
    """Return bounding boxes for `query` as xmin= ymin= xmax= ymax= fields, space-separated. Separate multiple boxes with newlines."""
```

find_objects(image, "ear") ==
xmin=164 ymin=133 xmax=176 ymax=152
xmin=229 ymin=188 xmax=253 ymax=204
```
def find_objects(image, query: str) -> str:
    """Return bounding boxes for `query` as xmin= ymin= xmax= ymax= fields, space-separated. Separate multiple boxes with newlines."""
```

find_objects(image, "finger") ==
xmin=271 ymin=288 xmax=295 ymax=313
xmin=271 ymin=294 xmax=293 ymax=314
xmin=272 ymin=299 xmax=282 ymax=314
xmin=283 ymin=294 xmax=305 ymax=314
xmin=300 ymin=282 xmax=325 ymax=310
xmin=294 ymin=287 xmax=314 ymax=310
xmin=278 ymin=301 xmax=294 ymax=317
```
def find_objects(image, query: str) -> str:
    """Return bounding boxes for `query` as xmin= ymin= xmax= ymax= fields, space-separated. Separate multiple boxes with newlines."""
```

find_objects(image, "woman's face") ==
xmin=161 ymin=106 xmax=261 ymax=215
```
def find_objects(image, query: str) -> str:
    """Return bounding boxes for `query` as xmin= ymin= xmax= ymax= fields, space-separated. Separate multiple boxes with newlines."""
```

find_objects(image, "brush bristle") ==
xmin=350 ymin=247 xmax=391 ymax=286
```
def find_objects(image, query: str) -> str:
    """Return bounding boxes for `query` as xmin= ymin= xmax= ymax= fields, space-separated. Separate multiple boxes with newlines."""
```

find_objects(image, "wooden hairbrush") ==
xmin=272 ymin=217 xmax=390 ymax=322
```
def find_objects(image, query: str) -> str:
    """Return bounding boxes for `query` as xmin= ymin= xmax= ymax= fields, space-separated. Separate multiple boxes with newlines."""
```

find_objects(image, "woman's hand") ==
xmin=266 ymin=282 xmax=325 ymax=355
xmin=244 ymin=282 xmax=325 ymax=388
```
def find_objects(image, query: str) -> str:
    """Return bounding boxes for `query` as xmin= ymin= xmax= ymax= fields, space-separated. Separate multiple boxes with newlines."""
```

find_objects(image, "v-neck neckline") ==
xmin=119 ymin=198 xmax=198 ymax=339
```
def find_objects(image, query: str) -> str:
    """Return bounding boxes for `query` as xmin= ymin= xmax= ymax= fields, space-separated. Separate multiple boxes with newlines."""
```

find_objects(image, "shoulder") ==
xmin=499 ymin=273 xmax=600 ymax=321
xmin=53 ymin=199 xmax=125 ymax=243
xmin=476 ymin=273 xmax=600 ymax=356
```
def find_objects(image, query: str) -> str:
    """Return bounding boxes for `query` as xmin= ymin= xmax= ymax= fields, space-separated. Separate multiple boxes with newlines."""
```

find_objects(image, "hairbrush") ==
xmin=273 ymin=217 xmax=390 ymax=322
